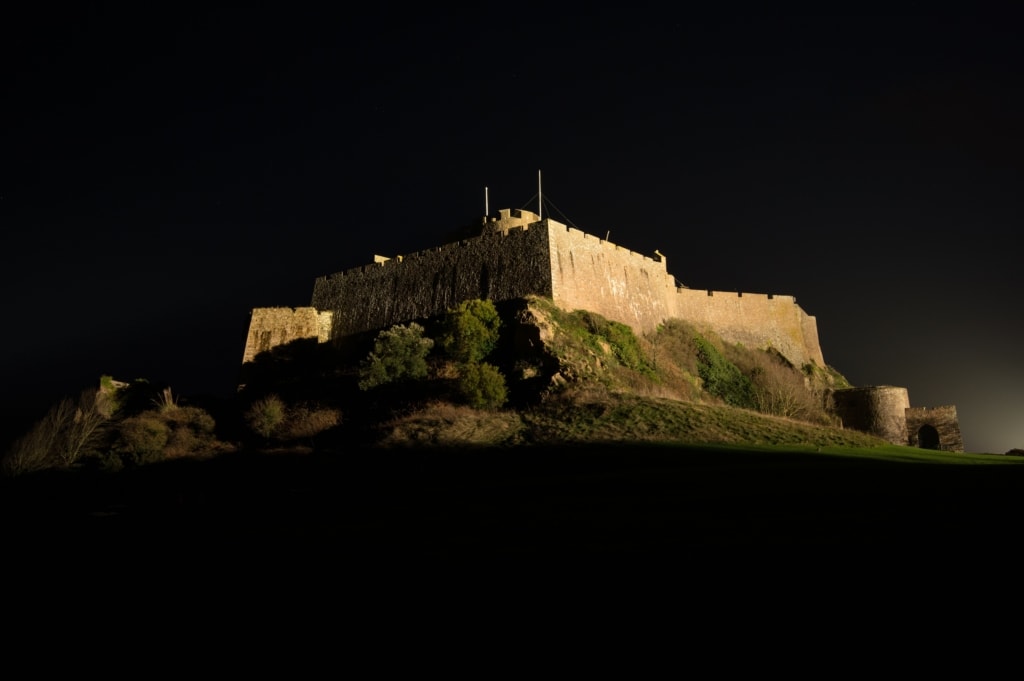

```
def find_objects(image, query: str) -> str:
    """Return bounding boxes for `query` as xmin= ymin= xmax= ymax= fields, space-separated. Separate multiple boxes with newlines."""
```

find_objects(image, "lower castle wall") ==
xmin=671 ymin=289 xmax=825 ymax=368
xmin=242 ymin=307 xmax=332 ymax=364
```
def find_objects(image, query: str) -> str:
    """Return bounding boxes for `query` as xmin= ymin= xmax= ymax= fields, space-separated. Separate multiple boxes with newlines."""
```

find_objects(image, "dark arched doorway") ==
xmin=918 ymin=424 xmax=940 ymax=450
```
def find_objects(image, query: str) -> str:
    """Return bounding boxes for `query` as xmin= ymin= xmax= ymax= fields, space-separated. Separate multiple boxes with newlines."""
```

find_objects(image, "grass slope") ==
xmin=4 ymin=434 xmax=1022 ymax=568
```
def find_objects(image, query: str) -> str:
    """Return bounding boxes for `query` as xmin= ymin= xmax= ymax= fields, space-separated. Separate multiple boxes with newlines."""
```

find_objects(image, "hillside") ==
xmin=3 ymin=297 xmax=1023 ymax=564
xmin=366 ymin=295 xmax=879 ymax=449
xmin=0 ymin=295 xmax=922 ymax=476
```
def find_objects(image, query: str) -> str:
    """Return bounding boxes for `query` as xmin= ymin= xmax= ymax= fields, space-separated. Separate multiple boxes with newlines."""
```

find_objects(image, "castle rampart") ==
xmin=263 ymin=208 xmax=829 ymax=370
xmin=241 ymin=206 xmax=964 ymax=451
xmin=242 ymin=307 xmax=332 ymax=365
xmin=547 ymin=221 xmax=677 ymax=335
xmin=672 ymin=288 xmax=824 ymax=368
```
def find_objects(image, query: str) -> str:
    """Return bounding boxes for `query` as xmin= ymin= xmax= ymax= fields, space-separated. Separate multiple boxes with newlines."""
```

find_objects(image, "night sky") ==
xmin=3 ymin=7 xmax=1022 ymax=453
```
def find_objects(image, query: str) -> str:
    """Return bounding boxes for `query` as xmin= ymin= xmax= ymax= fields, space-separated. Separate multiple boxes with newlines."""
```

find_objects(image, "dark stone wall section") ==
xmin=311 ymin=227 xmax=553 ymax=338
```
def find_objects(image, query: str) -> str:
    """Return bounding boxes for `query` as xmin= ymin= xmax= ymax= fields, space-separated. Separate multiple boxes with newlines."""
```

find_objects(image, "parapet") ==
xmin=483 ymin=208 xmax=542 ymax=234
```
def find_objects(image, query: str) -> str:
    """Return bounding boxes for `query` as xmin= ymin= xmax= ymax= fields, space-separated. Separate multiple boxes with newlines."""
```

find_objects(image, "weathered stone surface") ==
xmin=241 ymin=307 xmax=332 ymax=364
xmin=242 ymin=207 xmax=964 ymax=452
xmin=906 ymin=405 xmax=964 ymax=452
xmin=305 ymin=208 xmax=824 ymax=368
xmin=833 ymin=386 xmax=911 ymax=445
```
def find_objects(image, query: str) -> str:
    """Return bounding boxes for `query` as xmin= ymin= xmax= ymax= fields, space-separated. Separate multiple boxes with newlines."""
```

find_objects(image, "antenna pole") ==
xmin=485 ymin=186 xmax=489 ymax=217
xmin=538 ymin=169 xmax=542 ymax=219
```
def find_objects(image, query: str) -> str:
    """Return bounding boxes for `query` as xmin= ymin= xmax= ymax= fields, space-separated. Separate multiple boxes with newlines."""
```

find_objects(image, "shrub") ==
xmin=169 ymin=406 xmax=216 ymax=435
xmin=103 ymin=404 xmax=221 ymax=464
xmin=692 ymin=336 xmax=755 ymax=408
xmin=162 ymin=406 xmax=218 ymax=458
xmin=603 ymin=320 xmax=655 ymax=376
xmin=358 ymin=323 xmax=434 ymax=390
xmin=438 ymin=299 xmax=501 ymax=364
xmin=457 ymin=362 xmax=508 ymax=410
xmin=747 ymin=355 xmax=819 ymax=420
xmin=245 ymin=394 xmax=286 ymax=439
xmin=116 ymin=415 xmax=170 ymax=466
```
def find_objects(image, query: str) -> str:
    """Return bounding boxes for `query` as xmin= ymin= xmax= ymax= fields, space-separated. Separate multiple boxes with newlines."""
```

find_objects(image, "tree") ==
xmin=747 ymin=354 xmax=821 ymax=421
xmin=1 ymin=389 xmax=110 ymax=476
xmin=358 ymin=323 xmax=434 ymax=390
xmin=438 ymin=299 xmax=501 ymax=364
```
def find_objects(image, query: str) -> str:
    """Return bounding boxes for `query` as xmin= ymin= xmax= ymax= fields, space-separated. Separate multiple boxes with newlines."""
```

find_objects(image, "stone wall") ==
xmin=833 ymin=386 xmax=911 ymax=445
xmin=672 ymin=289 xmax=825 ymax=368
xmin=547 ymin=221 xmax=677 ymax=335
xmin=311 ymin=224 xmax=554 ymax=338
xmin=240 ymin=208 xmax=969 ymax=452
xmin=258 ymin=210 xmax=827 ymax=373
xmin=906 ymin=405 xmax=964 ymax=452
xmin=242 ymin=307 xmax=332 ymax=364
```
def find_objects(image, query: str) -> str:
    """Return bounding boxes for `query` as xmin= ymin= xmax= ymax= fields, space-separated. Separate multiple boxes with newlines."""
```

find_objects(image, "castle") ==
xmin=242 ymin=207 xmax=964 ymax=452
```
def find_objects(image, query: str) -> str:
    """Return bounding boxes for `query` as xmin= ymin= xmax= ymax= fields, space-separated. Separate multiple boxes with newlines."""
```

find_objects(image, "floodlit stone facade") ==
xmin=242 ymin=207 xmax=962 ymax=450
xmin=297 ymin=209 xmax=823 ymax=368
xmin=242 ymin=307 xmax=332 ymax=365
xmin=834 ymin=387 xmax=965 ymax=452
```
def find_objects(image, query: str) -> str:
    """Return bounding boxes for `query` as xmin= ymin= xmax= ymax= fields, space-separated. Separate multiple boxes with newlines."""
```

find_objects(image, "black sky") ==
xmin=3 ymin=7 xmax=1022 ymax=452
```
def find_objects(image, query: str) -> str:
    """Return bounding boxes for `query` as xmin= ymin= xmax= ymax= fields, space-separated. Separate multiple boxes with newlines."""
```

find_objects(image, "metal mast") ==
xmin=538 ymin=169 xmax=542 ymax=219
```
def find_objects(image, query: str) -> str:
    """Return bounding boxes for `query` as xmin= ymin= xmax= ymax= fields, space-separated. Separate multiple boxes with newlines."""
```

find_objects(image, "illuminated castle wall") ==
xmin=288 ymin=209 xmax=823 ymax=368
xmin=241 ymin=207 xmax=962 ymax=451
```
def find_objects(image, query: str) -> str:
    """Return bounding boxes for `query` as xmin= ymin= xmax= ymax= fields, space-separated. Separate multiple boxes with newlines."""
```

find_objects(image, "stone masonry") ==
xmin=241 ymin=207 xmax=962 ymax=450
xmin=299 ymin=209 xmax=825 ymax=368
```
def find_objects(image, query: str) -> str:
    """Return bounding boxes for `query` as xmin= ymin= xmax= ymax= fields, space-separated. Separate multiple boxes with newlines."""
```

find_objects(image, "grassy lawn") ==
xmin=5 ymin=441 xmax=1022 ymax=566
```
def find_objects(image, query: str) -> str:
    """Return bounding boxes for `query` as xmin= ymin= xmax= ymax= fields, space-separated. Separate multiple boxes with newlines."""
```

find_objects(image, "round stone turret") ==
xmin=832 ymin=386 xmax=910 ymax=445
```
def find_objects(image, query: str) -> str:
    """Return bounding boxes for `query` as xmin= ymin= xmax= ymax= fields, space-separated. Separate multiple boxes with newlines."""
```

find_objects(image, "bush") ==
xmin=358 ymin=323 xmax=434 ymax=390
xmin=245 ymin=394 xmax=286 ymax=439
xmin=116 ymin=415 xmax=170 ymax=466
xmin=747 ymin=355 xmax=820 ymax=420
xmin=457 ymin=362 xmax=508 ymax=410
xmin=162 ymin=406 xmax=218 ymax=458
xmin=692 ymin=336 xmax=754 ymax=408
xmin=101 ymin=404 xmax=222 ymax=465
xmin=438 ymin=299 xmax=501 ymax=364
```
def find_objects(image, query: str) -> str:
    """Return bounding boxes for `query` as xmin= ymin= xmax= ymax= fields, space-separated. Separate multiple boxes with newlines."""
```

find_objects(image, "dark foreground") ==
xmin=4 ymin=443 xmax=1022 ymax=571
